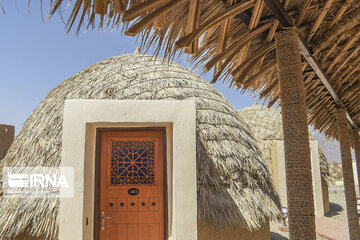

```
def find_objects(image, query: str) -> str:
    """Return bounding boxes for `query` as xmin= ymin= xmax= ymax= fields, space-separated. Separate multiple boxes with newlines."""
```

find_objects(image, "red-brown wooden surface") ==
xmin=99 ymin=130 xmax=165 ymax=240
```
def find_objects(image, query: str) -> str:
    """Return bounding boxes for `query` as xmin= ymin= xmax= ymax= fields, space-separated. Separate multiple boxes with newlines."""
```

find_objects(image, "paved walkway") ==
xmin=316 ymin=217 xmax=349 ymax=240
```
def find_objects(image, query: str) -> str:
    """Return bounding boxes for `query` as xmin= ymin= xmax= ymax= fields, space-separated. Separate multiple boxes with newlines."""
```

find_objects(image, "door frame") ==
xmin=60 ymin=100 xmax=197 ymax=240
xmin=94 ymin=127 xmax=168 ymax=240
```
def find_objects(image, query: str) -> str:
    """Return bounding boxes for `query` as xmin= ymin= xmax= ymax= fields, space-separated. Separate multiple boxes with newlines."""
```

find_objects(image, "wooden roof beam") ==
xmin=263 ymin=0 xmax=358 ymax=128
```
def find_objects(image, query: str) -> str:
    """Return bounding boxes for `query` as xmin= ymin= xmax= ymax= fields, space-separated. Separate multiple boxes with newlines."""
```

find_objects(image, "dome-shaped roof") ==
xmin=238 ymin=103 xmax=329 ymax=179
xmin=0 ymin=54 xmax=280 ymax=239
xmin=238 ymin=103 xmax=316 ymax=141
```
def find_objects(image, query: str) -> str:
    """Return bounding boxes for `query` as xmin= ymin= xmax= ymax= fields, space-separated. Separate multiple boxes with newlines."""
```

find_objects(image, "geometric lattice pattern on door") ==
xmin=111 ymin=141 xmax=155 ymax=185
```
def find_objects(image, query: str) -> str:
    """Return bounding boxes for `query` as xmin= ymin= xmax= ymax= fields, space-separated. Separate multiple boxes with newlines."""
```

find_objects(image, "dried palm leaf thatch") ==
xmin=0 ymin=53 xmax=280 ymax=239
xmin=328 ymin=162 xmax=343 ymax=185
xmin=312 ymin=6 xmax=360 ymax=53
xmin=319 ymin=146 xmax=330 ymax=183
xmin=238 ymin=103 xmax=330 ymax=180
xmin=39 ymin=0 xmax=360 ymax=141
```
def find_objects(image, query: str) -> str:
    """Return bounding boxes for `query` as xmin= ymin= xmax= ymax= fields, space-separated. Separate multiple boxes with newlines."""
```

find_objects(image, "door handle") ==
xmin=100 ymin=210 xmax=112 ymax=231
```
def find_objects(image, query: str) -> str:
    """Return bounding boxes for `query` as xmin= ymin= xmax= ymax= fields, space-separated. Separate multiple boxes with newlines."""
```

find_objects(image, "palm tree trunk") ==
xmin=352 ymin=128 xmax=360 ymax=193
xmin=336 ymin=108 xmax=360 ymax=239
xmin=275 ymin=29 xmax=316 ymax=240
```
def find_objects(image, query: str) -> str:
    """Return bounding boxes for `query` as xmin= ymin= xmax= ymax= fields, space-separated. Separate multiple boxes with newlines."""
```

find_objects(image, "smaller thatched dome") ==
xmin=0 ymin=54 xmax=280 ymax=239
xmin=238 ymin=103 xmax=317 ymax=141
xmin=238 ymin=103 xmax=329 ymax=179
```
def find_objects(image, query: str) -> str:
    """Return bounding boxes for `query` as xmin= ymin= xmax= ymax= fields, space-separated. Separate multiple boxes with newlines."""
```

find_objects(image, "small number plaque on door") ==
xmin=128 ymin=188 xmax=139 ymax=196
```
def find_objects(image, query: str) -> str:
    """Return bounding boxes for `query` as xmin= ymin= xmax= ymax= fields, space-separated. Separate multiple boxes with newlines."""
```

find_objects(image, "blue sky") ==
xmin=0 ymin=0 xmax=258 ymax=133
xmin=0 ymin=1 xmax=344 ymax=162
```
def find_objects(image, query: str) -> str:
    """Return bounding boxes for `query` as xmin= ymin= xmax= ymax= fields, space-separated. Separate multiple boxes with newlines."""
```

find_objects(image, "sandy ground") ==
xmin=270 ymin=223 xmax=328 ymax=240
xmin=270 ymin=189 xmax=351 ymax=240
xmin=325 ymin=188 xmax=350 ymax=223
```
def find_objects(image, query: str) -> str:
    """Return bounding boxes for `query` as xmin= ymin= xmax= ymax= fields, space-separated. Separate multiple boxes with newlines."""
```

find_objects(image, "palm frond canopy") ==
xmin=0 ymin=54 xmax=280 ymax=239
xmin=40 ymin=0 xmax=360 ymax=139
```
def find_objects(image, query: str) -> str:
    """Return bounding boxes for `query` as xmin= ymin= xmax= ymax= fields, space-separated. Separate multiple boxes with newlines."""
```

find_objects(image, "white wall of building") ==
xmin=272 ymin=140 xmax=324 ymax=216
xmin=60 ymin=100 xmax=198 ymax=240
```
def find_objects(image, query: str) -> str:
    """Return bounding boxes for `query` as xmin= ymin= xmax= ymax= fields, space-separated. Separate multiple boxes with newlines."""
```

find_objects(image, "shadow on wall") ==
xmin=270 ymin=232 xmax=288 ymax=240
xmin=325 ymin=202 xmax=344 ymax=217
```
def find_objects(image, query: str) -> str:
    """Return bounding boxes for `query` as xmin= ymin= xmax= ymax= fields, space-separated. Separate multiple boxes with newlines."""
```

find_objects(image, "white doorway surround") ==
xmin=60 ymin=100 xmax=197 ymax=240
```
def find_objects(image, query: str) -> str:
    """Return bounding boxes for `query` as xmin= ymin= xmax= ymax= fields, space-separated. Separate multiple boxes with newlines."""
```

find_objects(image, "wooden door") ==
xmin=98 ymin=130 xmax=165 ymax=240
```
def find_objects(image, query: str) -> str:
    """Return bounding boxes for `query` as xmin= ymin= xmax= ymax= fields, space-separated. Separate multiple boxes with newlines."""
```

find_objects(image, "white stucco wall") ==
xmin=274 ymin=141 xmax=287 ymax=208
xmin=60 ymin=100 xmax=197 ymax=240
xmin=353 ymin=161 xmax=358 ymax=186
xmin=310 ymin=140 xmax=324 ymax=217
xmin=272 ymin=140 xmax=324 ymax=216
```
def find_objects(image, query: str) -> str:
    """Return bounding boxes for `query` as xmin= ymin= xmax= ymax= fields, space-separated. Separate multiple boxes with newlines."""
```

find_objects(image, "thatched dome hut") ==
xmin=238 ymin=103 xmax=330 ymax=214
xmin=0 ymin=53 xmax=280 ymax=240
xmin=238 ymin=103 xmax=329 ymax=178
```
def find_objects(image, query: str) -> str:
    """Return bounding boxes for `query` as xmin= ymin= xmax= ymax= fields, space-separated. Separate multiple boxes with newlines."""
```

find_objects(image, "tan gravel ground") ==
xmin=325 ymin=189 xmax=348 ymax=223
xmin=270 ymin=188 xmax=352 ymax=240
xmin=270 ymin=222 xmax=328 ymax=240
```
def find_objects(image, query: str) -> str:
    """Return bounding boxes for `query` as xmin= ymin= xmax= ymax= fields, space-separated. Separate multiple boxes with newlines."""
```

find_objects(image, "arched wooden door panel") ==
xmin=98 ymin=130 xmax=165 ymax=240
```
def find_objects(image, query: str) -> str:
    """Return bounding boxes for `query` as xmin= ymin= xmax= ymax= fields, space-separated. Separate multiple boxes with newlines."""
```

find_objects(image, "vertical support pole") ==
xmin=310 ymin=140 xmax=325 ymax=217
xmin=336 ymin=109 xmax=360 ymax=240
xmin=352 ymin=128 xmax=360 ymax=193
xmin=275 ymin=29 xmax=316 ymax=240
xmin=0 ymin=124 xmax=15 ymax=160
